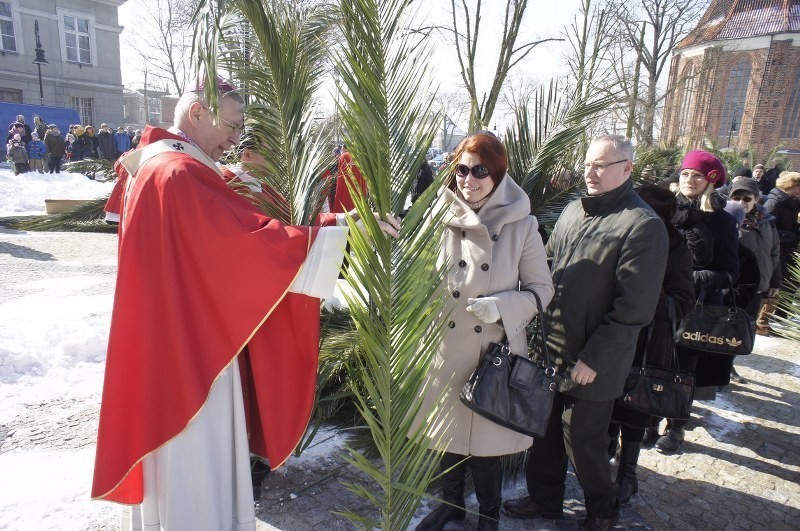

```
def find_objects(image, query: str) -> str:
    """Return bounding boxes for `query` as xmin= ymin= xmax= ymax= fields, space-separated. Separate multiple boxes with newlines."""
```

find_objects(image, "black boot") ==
xmin=655 ymin=422 xmax=685 ymax=454
xmin=416 ymin=453 xmax=466 ymax=531
xmin=615 ymin=441 xmax=640 ymax=505
xmin=641 ymin=426 xmax=659 ymax=448
xmin=471 ymin=456 xmax=502 ymax=531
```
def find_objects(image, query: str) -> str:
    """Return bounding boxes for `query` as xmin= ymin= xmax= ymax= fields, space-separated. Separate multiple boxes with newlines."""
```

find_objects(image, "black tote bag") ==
xmin=459 ymin=289 xmax=558 ymax=438
xmin=676 ymin=275 xmax=755 ymax=356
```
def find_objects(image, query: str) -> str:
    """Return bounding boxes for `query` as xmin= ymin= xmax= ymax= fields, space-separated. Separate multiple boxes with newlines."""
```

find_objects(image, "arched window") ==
xmin=677 ymin=64 xmax=696 ymax=136
xmin=718 ymin=58 xmax=751 ymax=137
xmin=781 ymin=67 xmax=800 ymax=138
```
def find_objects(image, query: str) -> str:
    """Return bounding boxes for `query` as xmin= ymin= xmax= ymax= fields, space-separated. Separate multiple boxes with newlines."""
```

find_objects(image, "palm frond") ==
xmin=193 ymin=0 xmax=336 ymax=225
xmin=503 ymin=81 xmax=614 ymax=224
xmin=62 ymin=159 xmax=117 ymax=181
xmin=630 ymin=144 xmax=684 ymax=184
xmin=774 ymin=251 xmax=800 ymax=341
xmin=334 ymin=0 xmax=453 ymax=528
xmin=1 ymin=196 xmax=116 ymax=233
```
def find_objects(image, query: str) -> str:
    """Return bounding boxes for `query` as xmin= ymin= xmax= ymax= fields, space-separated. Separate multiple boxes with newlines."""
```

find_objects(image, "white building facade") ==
xmin=0 ymin=0 xmax=126 ymax=126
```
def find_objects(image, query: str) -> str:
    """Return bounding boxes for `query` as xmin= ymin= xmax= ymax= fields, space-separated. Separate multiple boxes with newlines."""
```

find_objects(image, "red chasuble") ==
xmin=92 ymin=126 xmax=321 ymax=504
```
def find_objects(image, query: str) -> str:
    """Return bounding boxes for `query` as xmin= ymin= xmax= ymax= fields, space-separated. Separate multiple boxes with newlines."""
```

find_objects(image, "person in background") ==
xmin=7 ymin=135 xmax=29 ymax=175
xmin=6 ymin=122 xmax=25 ymax=143
xmin=761 ymin=171 xmax=800 ymax=330
xmin=726 ymin=176 xmax=781 ymax=383
xmin=68 ymin=125 xmax=83 ymax=161
xmin=26 ymin=132 xmax=46 ymax=173
xmin=607 ymin=184 xmax=694 ymax=506
xmin=655 ymin=150 xmax=739 ymax=454
xmin=44 ymin=124 xmax=66 ymax=174
xmin=114 ymin=126 xmax=132 ymax=158
xmin=753 ymin=164 xmax=771 ymax=196
xmin=14 ymin=115 xmax=32 ymax=144
xmin=413 ymin=131 xmax=554 ymax=531
xmin=97 ymin=123 xmax=117 ymax=161
xmin=503 ymin=135 xmax=668 ymax=531
xmin=332 ymin=144 xmax=368 ymax=213
xmin=411 ymin=157 xmax=434 ymax=204
xmin=717 ymin=166 xmax=752 ymax=198
xmin=131 ymin=130 xmax=142 ymax=149
xmin=33 ymin=116 xmax=47 ymax=140
xmin=82 ymin=125 xmax=99 ymax=160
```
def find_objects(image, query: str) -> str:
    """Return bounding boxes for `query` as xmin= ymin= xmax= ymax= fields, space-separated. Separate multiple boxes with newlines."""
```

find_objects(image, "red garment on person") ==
xmin=331 ymin=150 xmax=367 ymax=213
xmin=220 ymin=167 xmax=339 ymax=226
xmin=92 ymin=126 xmax=321 ymax=504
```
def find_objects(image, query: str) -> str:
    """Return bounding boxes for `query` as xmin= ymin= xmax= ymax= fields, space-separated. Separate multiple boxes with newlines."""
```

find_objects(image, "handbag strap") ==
xmin=666 ymin=296 xmax=683 ymax=376
xmin=520 ymin=288 xmax=552 ymax=367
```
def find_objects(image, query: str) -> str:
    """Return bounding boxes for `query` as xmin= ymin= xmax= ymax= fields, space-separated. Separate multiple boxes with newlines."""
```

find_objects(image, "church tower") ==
xmin=661 ymin=0 xmax=800 ymax=164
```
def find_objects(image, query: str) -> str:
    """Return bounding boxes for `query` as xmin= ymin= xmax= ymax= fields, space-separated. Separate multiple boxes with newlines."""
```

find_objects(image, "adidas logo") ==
xmin=726 ymin=337 xmax=742 ymax=347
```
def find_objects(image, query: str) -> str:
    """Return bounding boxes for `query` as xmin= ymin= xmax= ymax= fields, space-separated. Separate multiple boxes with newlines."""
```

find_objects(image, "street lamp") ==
xmin=727 ymin=105 xmax=738 ymax=148
xmin=32 ymin=20 xmax=48 ymax=106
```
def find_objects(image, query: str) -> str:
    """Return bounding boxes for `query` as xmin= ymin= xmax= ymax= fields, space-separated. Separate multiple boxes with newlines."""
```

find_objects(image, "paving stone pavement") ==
xmin=254 ymin=333 xmax=800 ymax=530
xmin=1 ymin=228 xmax=798 ymax=530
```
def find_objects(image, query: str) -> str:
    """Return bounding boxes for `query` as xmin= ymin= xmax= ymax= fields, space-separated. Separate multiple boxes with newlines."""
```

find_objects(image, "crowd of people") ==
xmin=78 ymin=73 xmax=800 ymax=531
xmin=5 ymin=114 xmax=142 ymax=176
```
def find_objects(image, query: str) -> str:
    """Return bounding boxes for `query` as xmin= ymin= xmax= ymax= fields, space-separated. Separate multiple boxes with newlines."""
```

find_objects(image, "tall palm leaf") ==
xmin=774 ymin=252 xmax=800 ymax=341
xmin=334 ymin=0 xmax=453 ymax=528
xmin=504 ymin=81 xmax=613 ymax=225
xmin=193 ymin=0 xmax=334 ymax=225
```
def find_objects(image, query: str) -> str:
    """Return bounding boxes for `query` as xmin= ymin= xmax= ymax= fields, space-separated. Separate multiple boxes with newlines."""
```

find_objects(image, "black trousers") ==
xmin=48 ymin=156 xmax=62 ymax=173
xmin=526 ymin=392 xmax=618 ymax=519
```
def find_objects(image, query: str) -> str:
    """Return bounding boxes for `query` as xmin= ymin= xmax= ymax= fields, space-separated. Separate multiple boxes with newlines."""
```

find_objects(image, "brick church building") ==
xmin=661 ymin=0 xmax=800 ymax=165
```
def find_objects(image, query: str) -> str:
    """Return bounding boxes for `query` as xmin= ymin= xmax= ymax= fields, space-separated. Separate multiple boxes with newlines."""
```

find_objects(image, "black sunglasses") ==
xmin=730 ymin=195 xmax=754 ymax=203
xmin=455 ymin=163 xmax=491 ymax=179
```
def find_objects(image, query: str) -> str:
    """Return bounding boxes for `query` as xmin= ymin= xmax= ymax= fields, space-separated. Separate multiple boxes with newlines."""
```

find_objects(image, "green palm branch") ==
xmin=503 ymin=81 xmax=613 ymax=226
xmin=1 ymin=196 xmax=116 ymax=233
xmin=630 ymin=144 xmax=684 ymax=184
xmin=334 ymin=0 xmax=454 ymax=527
xmin=193 ymin=0 xmax=336 ymax=225
xmin=774 ymin=251 xmax=800 ymax=341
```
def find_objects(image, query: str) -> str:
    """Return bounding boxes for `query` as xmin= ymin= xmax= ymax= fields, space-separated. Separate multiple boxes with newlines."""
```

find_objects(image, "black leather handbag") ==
xmin=618 ymin=300 xmax=694 ymax=419
xmin=459 ymin=289 xmax=557 ymax=438
xmin=676 ymin=275 xmax=756 ymax=356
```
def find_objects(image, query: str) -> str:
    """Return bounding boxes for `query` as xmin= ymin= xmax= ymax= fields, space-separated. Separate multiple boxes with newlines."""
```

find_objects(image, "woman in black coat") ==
xmin=656 ymin=150 xmax=739 ymax=454
xmin=762 ymin=172 xmax=800 ymax=325
xmin=608 ymin=184 xmax=695 ymax=504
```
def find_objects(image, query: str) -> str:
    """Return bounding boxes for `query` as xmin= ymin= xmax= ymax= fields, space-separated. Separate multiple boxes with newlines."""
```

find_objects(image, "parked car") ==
xmin=428 ymin=154 xmax=445 ymax=171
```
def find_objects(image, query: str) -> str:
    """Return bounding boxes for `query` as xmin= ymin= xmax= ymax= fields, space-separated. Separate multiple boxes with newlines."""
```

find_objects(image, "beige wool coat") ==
xmin=412 ymin=175 xmax=555 ymax=457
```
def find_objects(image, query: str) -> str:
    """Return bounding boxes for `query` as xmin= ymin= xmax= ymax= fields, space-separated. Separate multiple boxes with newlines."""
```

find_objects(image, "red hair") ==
xmin=449 ymin=131 xmax=508 ymax=189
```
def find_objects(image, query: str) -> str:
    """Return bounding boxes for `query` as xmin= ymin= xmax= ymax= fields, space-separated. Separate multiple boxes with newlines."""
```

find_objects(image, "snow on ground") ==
xmin=0 ymin=166 xmax=114 ymax=217
xmin=0 ymin=167 xmax=346 ymax=531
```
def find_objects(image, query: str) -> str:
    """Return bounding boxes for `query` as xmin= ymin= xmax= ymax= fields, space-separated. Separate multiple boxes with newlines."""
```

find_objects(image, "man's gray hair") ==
xmin=591 ymin=135 xmax=634 ymax=161
xmin=172 ymin=90 xmax=244 ymax=127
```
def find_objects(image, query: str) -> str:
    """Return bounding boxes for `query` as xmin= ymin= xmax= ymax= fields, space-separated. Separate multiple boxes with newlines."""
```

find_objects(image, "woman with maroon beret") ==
xmin=654 ymin=150 xmax=740 ymax=454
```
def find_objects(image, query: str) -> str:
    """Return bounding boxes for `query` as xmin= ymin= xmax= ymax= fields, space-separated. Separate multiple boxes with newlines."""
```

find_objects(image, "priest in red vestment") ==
xmin=92 ymin=82 xmax=350 ymax=531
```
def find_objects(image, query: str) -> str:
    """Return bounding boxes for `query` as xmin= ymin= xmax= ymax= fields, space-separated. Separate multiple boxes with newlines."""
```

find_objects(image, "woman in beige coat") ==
xmin=415 ymin=132 xmax=554 ymax=531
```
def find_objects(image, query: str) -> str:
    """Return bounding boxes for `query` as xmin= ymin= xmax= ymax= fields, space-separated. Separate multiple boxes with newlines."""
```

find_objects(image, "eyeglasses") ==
xmin=201 ymin=105 xmax=244 ymax=136
xmin=217 ymin=115 xmax=244 ymax=136
xmin=584 ymin=159 xmax=628 ymax=173
xmin=455 ymin=163 xmax=491 ymax=179
xmin=730 ymin=195 xmax=755 ymax=203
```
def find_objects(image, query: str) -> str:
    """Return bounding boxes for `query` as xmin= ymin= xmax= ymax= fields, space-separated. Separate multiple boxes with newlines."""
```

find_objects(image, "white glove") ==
xmin=466 ymin=297 xmax=501 ymax=323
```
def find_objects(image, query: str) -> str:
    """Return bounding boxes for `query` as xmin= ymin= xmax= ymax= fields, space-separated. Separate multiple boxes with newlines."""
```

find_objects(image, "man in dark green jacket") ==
xmin=504 ymin=135 xmax=668 ymax=530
